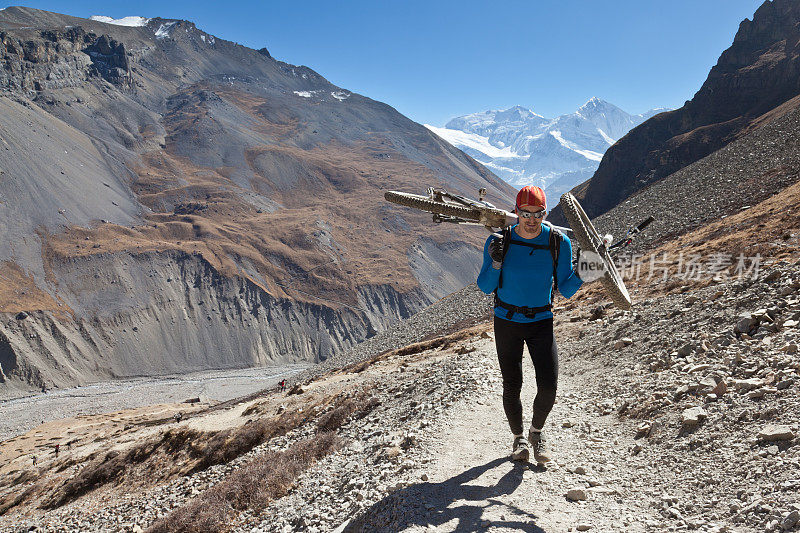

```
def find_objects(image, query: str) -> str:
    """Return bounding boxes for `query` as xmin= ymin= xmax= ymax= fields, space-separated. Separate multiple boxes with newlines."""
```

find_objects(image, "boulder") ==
xmin=758 ymin=425 xmax=794 ymax=441
xmin=614 ymin=337 xmax=633 ymax=349
xmin=565 ymin=488 xmax=587 ymax=501
xmin=711 ymin=380 xmax=728 ymax=396
xmin=783 ymin=510 xmax=800 ymax=530
xmin=735 ymin=314 xmax=758 ymax=335
xmin=682 ymin=407 xmax=708 ymax=428
xmin=732 ymin=378 xmax=764 ymax=392
xmin=677 ymin=343 xmax=694 ymax=357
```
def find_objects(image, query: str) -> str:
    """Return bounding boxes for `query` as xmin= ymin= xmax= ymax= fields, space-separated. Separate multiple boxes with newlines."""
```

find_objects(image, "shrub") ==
xmin=146 ymin=432 xmax=341 ymax=532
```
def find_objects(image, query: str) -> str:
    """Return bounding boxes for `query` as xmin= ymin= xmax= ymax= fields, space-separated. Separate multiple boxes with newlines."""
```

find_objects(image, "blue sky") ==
xmin=2 ymin=0 xmax=765 ymax=125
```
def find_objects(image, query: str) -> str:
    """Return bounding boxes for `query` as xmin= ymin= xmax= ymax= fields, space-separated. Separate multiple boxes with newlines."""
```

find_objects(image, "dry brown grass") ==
xmin=146 ymin=432 xmax=341 ymax=533
xmin=0 ymin=261 xmax=66 ymax=315
xmin=32 ymin=407 xmax=311 ymax=512
xmin=317 ymin=394 xmax=380 ymax=433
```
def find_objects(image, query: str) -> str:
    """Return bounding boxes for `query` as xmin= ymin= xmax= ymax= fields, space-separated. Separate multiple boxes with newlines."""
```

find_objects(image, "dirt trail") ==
xmin=345 ymin=335 xmax=666 ymax=532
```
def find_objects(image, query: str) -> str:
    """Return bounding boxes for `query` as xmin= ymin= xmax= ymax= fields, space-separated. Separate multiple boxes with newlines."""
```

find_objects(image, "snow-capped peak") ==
xmin=89 ymin=15 xmax=150 ymax=27
xmin=432 ymin=98 xmax=669 ymax=198
xmin=578 ymin=97 xmax=620 ymax=114
xmin=496 ymin=105 xmax=544 ymax=121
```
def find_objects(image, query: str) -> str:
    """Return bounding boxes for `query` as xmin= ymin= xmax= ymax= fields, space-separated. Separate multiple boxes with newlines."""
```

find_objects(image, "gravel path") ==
xmin=343 ymin=335 xmax=662 ymax=532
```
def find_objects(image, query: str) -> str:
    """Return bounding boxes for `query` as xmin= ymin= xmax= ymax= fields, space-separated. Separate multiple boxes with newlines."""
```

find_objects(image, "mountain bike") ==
xmin=385 ymin=188 xmax=652 ymax=310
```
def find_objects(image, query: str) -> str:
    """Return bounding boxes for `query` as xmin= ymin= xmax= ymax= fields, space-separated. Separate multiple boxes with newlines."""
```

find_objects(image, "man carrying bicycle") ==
xmin=477 ymin=185 xmax=583 ymax=463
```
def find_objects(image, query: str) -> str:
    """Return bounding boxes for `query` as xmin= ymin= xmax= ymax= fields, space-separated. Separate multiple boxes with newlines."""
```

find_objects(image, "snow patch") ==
xmin=90 ymin=15 xmax=150 ymax=27
xmin=155 ymin=22 xmax=177 ymax=39
xmin=597 ymin=128 xmax=615 ymax=145
xmin=425 ymin=125 xmax=525 ymax=159
xmin=293 ymin=91 xmax=314 ymax=98
xmin=200 ymin=35 xmax=205 ymax=43
xmin=549 ymin=130 xmax=602 ymax=161
xmin=331 ymin=91 xmax=350 ymax=101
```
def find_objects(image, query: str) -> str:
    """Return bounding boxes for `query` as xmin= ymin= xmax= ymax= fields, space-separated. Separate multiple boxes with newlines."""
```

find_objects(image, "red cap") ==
xmin=516 ymin=185 xmax=547 ymax=211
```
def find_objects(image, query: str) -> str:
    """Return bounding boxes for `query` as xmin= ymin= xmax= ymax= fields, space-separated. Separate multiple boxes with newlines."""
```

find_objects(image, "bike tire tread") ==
xmin=560 ymin=193 xmax=632 ymax=310
xmin=384 ymin=191 xmax=482 ymax=221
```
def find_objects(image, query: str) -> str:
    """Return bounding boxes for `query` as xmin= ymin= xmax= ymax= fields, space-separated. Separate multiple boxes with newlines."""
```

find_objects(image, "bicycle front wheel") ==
xmin=560 ymin=193 xmax=631 ymax=310
xmin=384 ymin=191 xmax=482 ymax=222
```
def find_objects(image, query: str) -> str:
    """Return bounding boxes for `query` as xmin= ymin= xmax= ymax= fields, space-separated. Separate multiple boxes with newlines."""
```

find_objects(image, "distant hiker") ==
xmin=31 ymin=455 xmax=36 ymax=466
xmin=280 ymin=379 xmax=286 ymax=392
xmin=54 ymin=443 xmax=60 ymax=457
xmin=477 ymin=185 xmax=584 ymax=464
xmin=173 ymin=412 xmax=183 ymax=423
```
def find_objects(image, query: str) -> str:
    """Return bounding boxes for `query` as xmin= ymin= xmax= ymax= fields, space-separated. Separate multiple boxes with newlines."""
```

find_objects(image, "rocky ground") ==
xmin=2 ymin=252 xmax=798 ymax=532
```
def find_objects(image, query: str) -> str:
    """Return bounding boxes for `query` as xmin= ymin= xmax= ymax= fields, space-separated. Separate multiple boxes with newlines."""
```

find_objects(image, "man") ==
xmin=477 ymin=185 xmax=583 ymax=463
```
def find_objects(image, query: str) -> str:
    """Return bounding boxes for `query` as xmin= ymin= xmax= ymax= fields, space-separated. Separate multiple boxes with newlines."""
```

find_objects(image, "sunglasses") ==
xmin=517 ymin=209 xmax=546 ymax=219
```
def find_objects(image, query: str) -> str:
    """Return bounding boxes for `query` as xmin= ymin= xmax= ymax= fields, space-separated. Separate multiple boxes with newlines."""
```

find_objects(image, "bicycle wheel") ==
xmin=384 ymin=191 xmax=482 ymax=222
xmin=560 ymin=193 xmax=632 ymax=310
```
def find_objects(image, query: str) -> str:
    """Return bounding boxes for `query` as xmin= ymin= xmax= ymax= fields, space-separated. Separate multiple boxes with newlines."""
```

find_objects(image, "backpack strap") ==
xmin=497 ymin=226 xmax=512 ymax=290
xmin=494 ymin=294 xmax=552 ymax=320
xmin=548 ymin=226 xmax=564 ymax=304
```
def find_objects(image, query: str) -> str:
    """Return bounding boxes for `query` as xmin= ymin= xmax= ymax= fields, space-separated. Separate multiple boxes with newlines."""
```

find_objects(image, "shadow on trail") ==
xmin=344 ymin=457 xmax=548 ymax=532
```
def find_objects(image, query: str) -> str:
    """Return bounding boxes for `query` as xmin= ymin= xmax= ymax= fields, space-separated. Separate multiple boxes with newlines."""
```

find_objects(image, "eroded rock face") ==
xmin=0 ymin=250 xmax=436 ymax=395
xmin=84 ymin=34 xmax=131 ymax=85
xmin=551 ymin=0 xmax=800 ymax=223
xmin=0 ymin=27 xmax=95 ymax=92
xmin=0 ymin=26 xmax=135 ymax=92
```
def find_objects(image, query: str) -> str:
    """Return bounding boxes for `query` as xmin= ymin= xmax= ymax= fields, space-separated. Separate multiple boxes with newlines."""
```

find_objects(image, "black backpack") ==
xmin=496 ymin=223 xmax=564 ymax=305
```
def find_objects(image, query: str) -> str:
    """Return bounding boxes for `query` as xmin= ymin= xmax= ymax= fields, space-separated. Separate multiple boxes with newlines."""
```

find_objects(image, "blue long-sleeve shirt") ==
xmin=477 ymin=223 xmax=583 ymax=323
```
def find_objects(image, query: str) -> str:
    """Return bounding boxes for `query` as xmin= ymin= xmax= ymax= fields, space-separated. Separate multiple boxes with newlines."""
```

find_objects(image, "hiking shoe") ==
xmin=511 ymin=436 xmax=530 ymax=462
xmin=528 ymin=430 xmax=551 ymax=464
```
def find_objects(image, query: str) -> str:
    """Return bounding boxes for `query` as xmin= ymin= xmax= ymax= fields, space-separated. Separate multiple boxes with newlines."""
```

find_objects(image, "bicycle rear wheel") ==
xmin=560 ymin=193 xmax=631 ymax=310
xmin=384 ymin=191 xmax=482 ymax=222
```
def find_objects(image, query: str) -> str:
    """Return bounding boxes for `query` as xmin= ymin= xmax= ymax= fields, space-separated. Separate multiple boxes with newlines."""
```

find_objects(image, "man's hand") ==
xmin=488 ymin=233 xmax=504 ymax=269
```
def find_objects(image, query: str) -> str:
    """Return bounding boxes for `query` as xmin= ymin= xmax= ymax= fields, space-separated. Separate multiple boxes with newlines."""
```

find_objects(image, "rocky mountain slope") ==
xmin=1 ymin=79 xmax=798 ymax=531
xmin=0 ymin=6 xmax=515 ymax=396
xmin=0 ymin=205 xmax=796 ymax=533
xmin=427 ymin=99 xmax=664 ymax=201
xmin=550 ymin=0 xmax=800 ymax=224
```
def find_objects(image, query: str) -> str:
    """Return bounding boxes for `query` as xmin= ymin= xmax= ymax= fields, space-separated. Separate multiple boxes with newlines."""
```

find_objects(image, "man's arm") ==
xmin=477 ymin=234 xmax=501 ymax=294
xmin=556 ymin=235 xmax=583 ymax=298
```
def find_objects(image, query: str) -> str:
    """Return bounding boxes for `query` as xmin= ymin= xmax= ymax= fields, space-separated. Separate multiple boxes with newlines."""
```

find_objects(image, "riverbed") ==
xmin=0 ymin=363 xmax=309 ymax=441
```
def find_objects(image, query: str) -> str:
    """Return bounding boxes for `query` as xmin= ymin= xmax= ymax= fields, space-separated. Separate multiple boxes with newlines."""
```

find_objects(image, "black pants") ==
xmin=494 ymin=315 xmax=558 ymax=435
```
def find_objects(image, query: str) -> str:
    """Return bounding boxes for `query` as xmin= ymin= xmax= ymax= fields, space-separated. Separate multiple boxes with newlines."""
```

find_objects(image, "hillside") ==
xmin=0 ymin=6 xmax=515 ymax=396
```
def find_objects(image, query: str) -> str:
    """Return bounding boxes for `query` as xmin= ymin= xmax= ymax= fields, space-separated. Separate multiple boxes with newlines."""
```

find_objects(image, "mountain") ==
xmin=426 ymin=99 xmax=666 ymax=202
xmin=550 ymin=0 xmax=800 ymax=224
xmin=0 ymin=6 xmax=515 ymax=395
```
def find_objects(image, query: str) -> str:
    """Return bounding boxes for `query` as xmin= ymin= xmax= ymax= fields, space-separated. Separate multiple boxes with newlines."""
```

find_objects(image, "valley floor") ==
xmin=0 ymin=363 xmax=308 ymax=443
